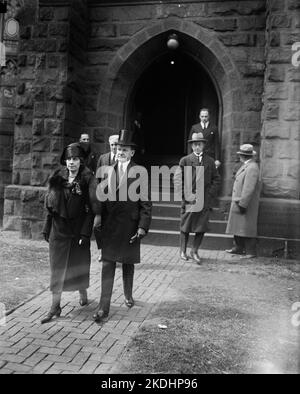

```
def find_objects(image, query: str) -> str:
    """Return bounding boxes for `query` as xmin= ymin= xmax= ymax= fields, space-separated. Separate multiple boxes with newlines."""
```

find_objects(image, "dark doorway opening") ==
xmin=130 ymin=51 xmax=219 ymax=166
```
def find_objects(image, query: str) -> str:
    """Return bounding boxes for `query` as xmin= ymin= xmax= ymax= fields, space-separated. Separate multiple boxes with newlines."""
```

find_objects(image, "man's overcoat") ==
xmin=94 ymin=160 xmax=152 ymax=264
xmin=226 ymin=159 xmax=260 ymax=237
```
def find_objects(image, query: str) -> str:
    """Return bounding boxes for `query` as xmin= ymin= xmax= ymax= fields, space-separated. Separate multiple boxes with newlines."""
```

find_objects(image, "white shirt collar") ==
xmin=118 ymin=160 xmax=130 ymax=171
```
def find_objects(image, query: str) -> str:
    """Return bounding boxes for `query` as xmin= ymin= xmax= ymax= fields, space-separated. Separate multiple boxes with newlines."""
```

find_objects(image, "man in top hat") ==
xmin=93 ymin=129 xmax=152 ymax=323
xmin=225 ymin=144 xmax=261 ymax=258
xmin=174 ymin=132 xmax=220 ymax=264
xmin=188 ymin=108 xmax=221 ymax=169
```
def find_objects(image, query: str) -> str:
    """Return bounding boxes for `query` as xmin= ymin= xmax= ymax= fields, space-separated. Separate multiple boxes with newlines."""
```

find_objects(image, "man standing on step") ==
xmin=225 ymin=144 xmax=261 ymax=259
xmin=188 ymin=108 xmax=221 ymax=169
xmin=174 ymin=132 xmax=220 ymax=264
xmin=93 ymin=129 xmax=152 ymax=323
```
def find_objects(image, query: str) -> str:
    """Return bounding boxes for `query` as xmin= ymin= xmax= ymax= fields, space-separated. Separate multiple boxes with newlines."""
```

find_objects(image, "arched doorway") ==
xmin=97 ymin=19 xmax=244 ymax=195
xmin=130 ymin=51 xmax=219 ymax=166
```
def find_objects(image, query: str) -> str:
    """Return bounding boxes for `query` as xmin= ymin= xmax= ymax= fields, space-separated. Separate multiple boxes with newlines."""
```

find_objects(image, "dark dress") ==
xmin=42 ymin=167 xmax=96 ymax=293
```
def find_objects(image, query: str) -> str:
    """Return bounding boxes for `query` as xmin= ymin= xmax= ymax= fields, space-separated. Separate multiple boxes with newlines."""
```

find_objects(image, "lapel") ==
xmin=236 ymin=159 xmax=253 ymax=178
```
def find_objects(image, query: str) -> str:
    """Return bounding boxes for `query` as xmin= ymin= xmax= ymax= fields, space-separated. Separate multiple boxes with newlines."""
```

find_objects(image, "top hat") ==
xmin=237 ymin=144 xmax=255 ymax=156
xmin=188 ymin=132 xmax=207 ymax=144
xmin=117 ymin=129 xmax=137 ymax=147
xmin=60 ymin=142 xmax=85 ymax=165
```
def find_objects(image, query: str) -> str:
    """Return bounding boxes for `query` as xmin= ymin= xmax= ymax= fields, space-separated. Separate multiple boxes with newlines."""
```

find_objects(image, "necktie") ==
xmin=112 ymin=154 xmax=115 ymax=164
xmin=198 ymin=154 xmax=203 ymax=165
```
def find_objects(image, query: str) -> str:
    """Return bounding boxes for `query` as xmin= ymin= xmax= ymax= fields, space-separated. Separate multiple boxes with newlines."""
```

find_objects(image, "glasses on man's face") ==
xmin=110 ymin=143 xmax=117 ymax=146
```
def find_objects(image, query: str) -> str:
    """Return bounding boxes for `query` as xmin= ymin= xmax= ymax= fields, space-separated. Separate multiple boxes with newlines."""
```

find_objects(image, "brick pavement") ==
xmin=0 ymin=243 xmax=257 ymax=374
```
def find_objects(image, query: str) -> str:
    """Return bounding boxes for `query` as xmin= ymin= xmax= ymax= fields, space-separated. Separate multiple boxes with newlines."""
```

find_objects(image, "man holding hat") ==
xmin=225 ymin=144 xmax=261 ymax=258
xmin=93 ymin=129 xmax=152 ymax=323
xmin=174 ymin=132 xmax=220 ymax=263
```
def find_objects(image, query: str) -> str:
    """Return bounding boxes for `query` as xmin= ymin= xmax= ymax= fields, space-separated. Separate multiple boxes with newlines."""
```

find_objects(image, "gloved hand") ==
xmin=129 ymin=228 xmax=146 ymax=244
xmin=43 ymin=233 xmax=49 ymax=243
xmin=238 ymin=205 xmax=247 ymax=214
xmin=79 ymin=235 xmax=90 ymax=247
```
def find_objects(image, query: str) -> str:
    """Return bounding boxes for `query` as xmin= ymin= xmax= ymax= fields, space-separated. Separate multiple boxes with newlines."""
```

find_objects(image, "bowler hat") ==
xmin=188 ymin=132 xmax=207 ymax=144
xmin=237 ymin=144 xmax=255 ymax=156
xmin=117 ymin=129 xmax=137 ymax=147
xmin=60 ymin=142 xmax=85 ymax=165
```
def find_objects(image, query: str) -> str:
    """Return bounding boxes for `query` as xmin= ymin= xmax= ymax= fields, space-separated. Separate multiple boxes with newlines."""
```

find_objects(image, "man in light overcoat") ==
xmin=226 ymin=144 xmax=261 ymax=258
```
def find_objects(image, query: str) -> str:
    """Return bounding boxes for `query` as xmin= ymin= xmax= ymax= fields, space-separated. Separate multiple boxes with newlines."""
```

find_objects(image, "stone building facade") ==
xmin=0 ymin=0 xmax=299 ymax=254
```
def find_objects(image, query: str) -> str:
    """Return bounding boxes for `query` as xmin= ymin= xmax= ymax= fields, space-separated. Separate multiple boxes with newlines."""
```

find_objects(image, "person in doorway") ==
xmin=93 ymin=129 xmax=152 ymax=323
xmin=79 ymin=133 xmax=98 ymax=174
xmin=188 ymin=108 xmax=221 ymax=169
xmin=174 ymin=132 xmax=220 ymax=264
xmin=41 ymin=143 xmax=97 ymax=324
xmin=225 ymin=144 xmax=261 ymax=258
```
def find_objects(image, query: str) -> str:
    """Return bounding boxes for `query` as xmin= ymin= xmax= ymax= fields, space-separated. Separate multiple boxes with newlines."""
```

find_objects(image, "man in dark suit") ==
xmin=93 ymin=129 xmax=152 ymax=323
xmin=174 ymin=132 xmax=220 ymax=264
xmin=188 ymin=108 xmax=221 ymax=169
xmin=79 ymin=133 xmax=98 ymax=174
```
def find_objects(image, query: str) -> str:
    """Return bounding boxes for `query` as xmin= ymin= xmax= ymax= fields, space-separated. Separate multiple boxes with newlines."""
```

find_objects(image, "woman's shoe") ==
xmin=41 ymin=306 xmax=61 ymax=324
xmin=79 ymin=290 xmax=88 ymax=306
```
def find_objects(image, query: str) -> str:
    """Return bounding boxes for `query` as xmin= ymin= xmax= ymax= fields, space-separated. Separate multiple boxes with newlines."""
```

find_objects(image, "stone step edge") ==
xmin=148 ymin=229 xmax=300 ymax=242
xmin=152 ymin=216 xmax=226 ymax=224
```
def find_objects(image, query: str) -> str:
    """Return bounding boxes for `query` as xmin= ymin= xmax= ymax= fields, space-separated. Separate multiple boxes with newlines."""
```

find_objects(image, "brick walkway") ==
xmin=0 ymin=244 xmax=284 ymax=374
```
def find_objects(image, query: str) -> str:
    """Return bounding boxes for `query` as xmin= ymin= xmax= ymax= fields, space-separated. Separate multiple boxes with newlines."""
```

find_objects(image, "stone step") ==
xmin=144 ymin=229 xmax=233 ymax=250
xmin=152 ymin=203 xmax=227 ymax=221
xmin=152 ymin=216 xmax=228 ymax=233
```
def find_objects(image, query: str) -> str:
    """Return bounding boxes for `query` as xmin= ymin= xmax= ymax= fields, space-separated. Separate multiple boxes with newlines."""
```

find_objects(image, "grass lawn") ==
xmin=114 ymin=258 xmax=300 ymax=374
xmin=0 ymin=230 xmax=49 ymax=311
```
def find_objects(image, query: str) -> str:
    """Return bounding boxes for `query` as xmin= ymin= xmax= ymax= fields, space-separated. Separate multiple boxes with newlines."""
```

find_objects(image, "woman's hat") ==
xmin=188 ymin=132 xmax=207 ymax=143
xmin=60 ymin=142 xmax=85 ymax=165
xmin=117 ymin=129 xmax=137 ymax=147
xmin=237 ymin=144 xmax=255 ymax=156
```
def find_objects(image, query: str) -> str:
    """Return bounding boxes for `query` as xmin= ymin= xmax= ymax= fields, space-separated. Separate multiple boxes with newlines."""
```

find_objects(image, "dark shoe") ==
xmin=41 ymin=306 xmax=61 ymax=324
xmin=124 ymin=297 xmax=134 ymax=308
xmin=190 ymin=250 xmax=201 ymax=264
xmin=180 ymin=251 xmax=189 ymax=261
xmin=79 ymin=290 xmax=88 ymax=306
xmin=93 ymin=309 xmax=108 ymax=323
xmin=225 ymin=248 xmax=245 ymax=255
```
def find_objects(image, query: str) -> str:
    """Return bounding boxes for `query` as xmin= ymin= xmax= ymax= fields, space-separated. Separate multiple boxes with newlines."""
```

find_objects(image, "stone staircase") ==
xmin=144 ymin=166 xmax=232 ymax=250
xmin=146 ymin=199 xmax=232 ymax=250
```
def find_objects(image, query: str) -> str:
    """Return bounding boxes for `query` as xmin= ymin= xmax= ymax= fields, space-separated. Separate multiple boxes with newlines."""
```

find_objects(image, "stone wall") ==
xmin=86 ymin=0 xmax=266 ymax=195
xmin=3 ymin=0 xmax=89 ymax=237
xmin=0 ymin=0 xmax=22 ymax=225
xmin=261 ymin=0 xmax=300 ymax=200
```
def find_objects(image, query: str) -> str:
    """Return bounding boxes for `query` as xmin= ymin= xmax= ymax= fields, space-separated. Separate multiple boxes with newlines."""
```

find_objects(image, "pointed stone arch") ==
xmin=97 ymin=18 xmax=245 ymax=195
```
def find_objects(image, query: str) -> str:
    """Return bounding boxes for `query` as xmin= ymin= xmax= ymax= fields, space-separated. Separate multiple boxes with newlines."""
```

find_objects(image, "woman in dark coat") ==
xmin=41 ymin=143 xmax=96 ymax=324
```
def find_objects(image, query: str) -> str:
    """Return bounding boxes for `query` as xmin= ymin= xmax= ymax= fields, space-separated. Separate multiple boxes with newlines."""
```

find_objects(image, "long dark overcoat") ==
xmin=226 ymin=159 xmax=260 ymax=237
xmin=94 ymin=160 xmax=152 ymax=264
xmin=42 ymin=167 xmax=96 ymax=293
xmin=174 ymin=153 xmax=220 ymax=233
